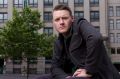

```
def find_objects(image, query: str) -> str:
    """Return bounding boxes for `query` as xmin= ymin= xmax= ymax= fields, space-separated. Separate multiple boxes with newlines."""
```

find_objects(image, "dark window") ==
xmin=109 ymin=33 xmax=115 ymax=43
xmin=13 ymin=68 xmax=21 ymax=74
xmin=90 ymin=11 xmax=99 ymax=22
xmin=44 ymin=11 xmax=52 ymax=22
xmin=59 ymin=0 xmax=68 ymax=5
xmin=0 ymin=0 xmax=7 ymax=8
xmin=74 ymin=11 xmax=84 ymax=19
xmin=13 ymin=57 xmax=22 ymax=64
xmin=74 ymin=0 xmax=83 ymax=6
xmin=109 ymin=6 xmax=114 ymax=17
xmin=117 ymin=33 xmax=120 ymax=43
xmin=116 ymin=6 xmax=120 ymax=16
xmin=117 ymin=48 xmax=120 ymax=54
xmin=13 ymin=0 xmax=23 ymax=8
xmin=27 ymin=57 xmax=37 ymax=64
xmin=44 ymin=27 xmax=53 ymax=36
xmin=94 ymin=26 xmax=100 ymax=32
xmin=44 ymin=0 xmax=53 ymax=7
xmin=109 ymin=19 xmax=114 ymax=30
xmin=111 ymin=48 xmax=115 ymax=54
xmin=90 ymin=0 xmax=99 ymax=7
xmin=0 ymin=12 xmax=8 ymax=23
xmin=28 ymin=68 xmax=37 ymax=74
xmin=28 ymin=0 xmax=38 ymax=8
xmin=116 ymin=19 xmax=120 ymax=30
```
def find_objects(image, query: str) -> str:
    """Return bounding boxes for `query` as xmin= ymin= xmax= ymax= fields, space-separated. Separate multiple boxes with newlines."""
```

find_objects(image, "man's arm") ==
xmin=77 ymin=19 xmax=103 ymax=74
xmin=51 ymin=40 xmax=68 ymax=79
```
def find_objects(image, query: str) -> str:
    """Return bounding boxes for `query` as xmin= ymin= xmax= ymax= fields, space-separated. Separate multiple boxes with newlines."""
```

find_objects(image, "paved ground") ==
xmin=0 ymin=74 xmax=41 ymax=79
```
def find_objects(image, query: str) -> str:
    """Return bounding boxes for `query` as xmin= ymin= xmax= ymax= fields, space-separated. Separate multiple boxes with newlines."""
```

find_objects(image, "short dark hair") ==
xmin=53 ymin=4 xmax=72 ymax=16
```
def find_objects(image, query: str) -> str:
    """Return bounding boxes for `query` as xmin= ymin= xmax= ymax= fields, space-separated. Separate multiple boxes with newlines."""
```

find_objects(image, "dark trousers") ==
xmin=36 ymin=74 xmax=91 ymax=79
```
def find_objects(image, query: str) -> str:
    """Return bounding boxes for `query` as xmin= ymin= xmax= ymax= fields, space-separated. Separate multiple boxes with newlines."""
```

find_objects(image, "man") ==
xmin=36 ymin=4 xmax=120 ymax=79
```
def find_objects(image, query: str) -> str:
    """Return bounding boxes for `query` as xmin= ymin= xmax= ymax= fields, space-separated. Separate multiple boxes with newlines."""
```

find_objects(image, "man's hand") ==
xmin=72 ymin=69 xmax=92 ymax=77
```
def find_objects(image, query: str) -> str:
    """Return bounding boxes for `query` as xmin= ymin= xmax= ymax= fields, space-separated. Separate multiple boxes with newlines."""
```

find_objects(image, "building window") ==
xmin=116 ymin=6 xmax=120 ymax=16
xmin=44 ymin=12 xmax=52 ymax=22
xmin=13 ymin=68 xmax=21 ymax=74
xmin=90 ymin=11 xmax=99 ymax=22
xmin=59 ymin=0 xmax=68 ymax=5
xmin=44 ymin=0 xmax=53 ymax=7
xmin=116 ymin=19 xmax=120 ymax=30
xmin=116 ymin=33 xmax=120 ymax=43
xmin=13 ymin=0 xmax=23 ymax=8
xmin=44 ymin=27 xmax=53 ymax=36
xmin=117 ymin=48 xmax=120 ymax=54
xmin=74 ymin=11 xmax=84 ymax=19
xmin=28 ymin=0 xmax=38 ymax=8
xmin=28 ymin=68 xmax=37 ymax=74
xmin=90 ymin=0 xmax=99 ymax=7
xmin=109 ymin=19 xmax=114 ymax=30
xmin=13 ymin=57 xmax=22 ymax=64
xmin=94 ymin=26 xmax=100 ymax=32
xmin=109 ymin=33 xmax=115 ymax=43
xmin=27 ymin=57 xmax=37 ymax=64
xmin=74 ymin=0 xmax=83 ymax=6
xmin=0 ymin=13 xmax=8 ymax=23
xmin=111 ymin=48 xmax=115 ymax=54
xmin=0 ymin=0 xmax=7 ymax=8
xmin=109 ymin=6 xmax=114 ymax=17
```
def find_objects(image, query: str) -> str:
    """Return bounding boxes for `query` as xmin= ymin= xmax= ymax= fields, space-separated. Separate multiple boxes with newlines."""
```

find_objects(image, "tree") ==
xmin=0 ymin=7 xmax=56 ymax=76
xmin=0 ymin=7 xmax=43 ymax=58
xmin=39 ymin=34 xmax=56 ymax=59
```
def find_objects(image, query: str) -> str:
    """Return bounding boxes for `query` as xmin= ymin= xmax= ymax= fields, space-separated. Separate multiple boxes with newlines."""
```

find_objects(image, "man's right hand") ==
xmin=72 ymin=69 xmax=92 ymax=77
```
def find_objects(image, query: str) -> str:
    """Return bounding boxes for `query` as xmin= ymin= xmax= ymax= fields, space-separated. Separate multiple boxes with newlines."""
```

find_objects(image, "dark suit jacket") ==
xmin=51 ymin=18 xmax=120 ymax=79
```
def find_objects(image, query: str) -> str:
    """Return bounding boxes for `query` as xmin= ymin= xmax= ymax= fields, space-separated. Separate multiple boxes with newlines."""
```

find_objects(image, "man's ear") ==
xmin=72 ymin=16 xmax=74 ymax=22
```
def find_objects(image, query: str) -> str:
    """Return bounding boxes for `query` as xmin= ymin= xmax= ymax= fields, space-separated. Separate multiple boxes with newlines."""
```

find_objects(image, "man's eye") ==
xmin=55 ymin=18 xmax=59 ymax=21
xmin=62 ymin=17 xmax=68 ymax=20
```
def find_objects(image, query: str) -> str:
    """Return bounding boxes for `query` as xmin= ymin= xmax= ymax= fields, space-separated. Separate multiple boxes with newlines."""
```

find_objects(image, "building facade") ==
xmin=0 ymin=0 xmax=120 ymax=74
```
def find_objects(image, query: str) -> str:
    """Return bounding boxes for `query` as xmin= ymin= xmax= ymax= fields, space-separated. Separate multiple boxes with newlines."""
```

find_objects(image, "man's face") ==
xmin=53 ymin=10 xmax=73 ymax=35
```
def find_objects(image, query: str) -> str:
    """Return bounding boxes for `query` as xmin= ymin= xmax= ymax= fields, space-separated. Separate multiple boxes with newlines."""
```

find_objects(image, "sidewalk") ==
xmin=0 ymin=74 xmax=41 ymax=79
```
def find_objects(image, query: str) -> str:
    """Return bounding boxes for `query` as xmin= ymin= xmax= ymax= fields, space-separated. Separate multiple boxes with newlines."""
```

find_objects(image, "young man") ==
xmin=36 ymin=4 xmax=120 ymax=79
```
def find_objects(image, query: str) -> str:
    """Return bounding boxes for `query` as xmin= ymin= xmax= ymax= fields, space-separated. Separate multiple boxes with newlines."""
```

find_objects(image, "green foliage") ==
xmin=39 ymin=34 xmax=56 ymax=59
xmin=0 ymin=7 xmax=43 ymax=58
xmin=0 ymin=7 xmax=56 ymax=59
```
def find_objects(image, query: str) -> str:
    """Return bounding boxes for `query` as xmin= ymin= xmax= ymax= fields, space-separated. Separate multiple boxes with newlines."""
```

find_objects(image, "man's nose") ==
xmin=60 ymin=18 xmax=64 ymax=24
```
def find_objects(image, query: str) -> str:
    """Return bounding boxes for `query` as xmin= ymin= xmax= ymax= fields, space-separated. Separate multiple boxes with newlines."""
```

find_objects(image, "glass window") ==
xmin=13 ymin=57 xmax=22 ymax=64
xmin=94 ymin=26 xmax=100 ymax=32
xmin=28 ymin=0 xmax=38 ymax=7
xmin=109 ymin=19 xmax=114 ymax=30
xmin=109 ymin=6 xmax=114 ymax=17
xmin=13 ymin=0 xmax=23 ymax=8
xmin=117 ymin=33 xmax=120 ymax=43
xmin=0 ymin=13 xmax=8 ymax=23
xmin=111 ymin=48 xmax=115 ymax=54
xmin=74 ymin=11 xmax=84 ymax=19
xmin=27 ymin=57 xmax=37 ymax=64
xmin=44 ymin=0 xmax=53 ymax=7
xmin=44 ymin=11 xmax=52 ymax=22
xmin=116 ymin=6 xmax=120 ymax=16
xmin=13 ymin=68 xmax=21 ymax=74
xmin=44 ymin=27 xmax=53 ymax=36
xmin=117 ymin=48 xmax=120 ymax=54
xmin=0 ymin=0 xmax=7 ymax=8
xmin=59 ymin=0 xmax=68 ymax=5
xmin=90 ymin=11 xmax=99 ymax=22
xmin=74 ymin=0 xmax=83 ymax=6
xmin=90 ymin=0 xmax=99 ymax=7
xmin=116 ymin=19 xmax=120 ymax=30
xmin=109 ymin=33 xmax=115 ymax=43
xmin=28 ymin=68 xmax=37 ymax=74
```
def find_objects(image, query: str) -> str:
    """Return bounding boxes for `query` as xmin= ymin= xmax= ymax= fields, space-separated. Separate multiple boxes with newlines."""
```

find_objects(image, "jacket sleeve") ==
xmin=51 ymin=40 xmax=68 ymax=79
xmin=77 ymin=19 xmax=103 ymax=74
